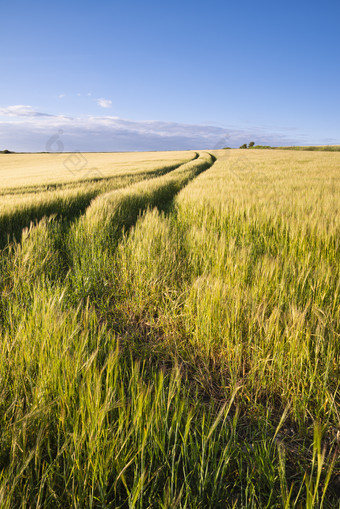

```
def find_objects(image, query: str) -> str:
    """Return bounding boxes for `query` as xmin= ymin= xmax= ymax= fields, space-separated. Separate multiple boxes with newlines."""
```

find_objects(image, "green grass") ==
xmin=277 ymin=146 xmax=340 ymax=152
xmin=251 ymin=145 xmax=340 ymax=151
xmin=0 ymin=149 xmax=339 ymax=507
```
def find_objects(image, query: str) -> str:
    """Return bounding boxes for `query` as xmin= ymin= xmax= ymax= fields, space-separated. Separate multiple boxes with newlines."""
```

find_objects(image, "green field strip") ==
xmin=276 ymin=145 xmax=340 ymax=151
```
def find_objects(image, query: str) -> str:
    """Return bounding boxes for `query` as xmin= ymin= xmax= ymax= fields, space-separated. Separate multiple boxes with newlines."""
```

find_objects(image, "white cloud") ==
xmin=97 ymin=98 xmax=112 ymax=108
xmin=0 ymin=104 xmax=309 ymax=152
xmin=0 ymin=105 xmax=52 ymax=117
xmin=58 ymin=94 xmax=66 ymax=99
xmin=0 ymin=105 xmax=35 ymax=117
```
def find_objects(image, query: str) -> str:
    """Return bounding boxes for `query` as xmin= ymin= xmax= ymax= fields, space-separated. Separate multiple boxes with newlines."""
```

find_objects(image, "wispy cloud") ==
xmin=0 ymin=104 xmax=311 ymax=152
xmin=97 ymin=98 xmax=112 ymax=108
xmin=0 ymin=105 xmax=53 ymax=118
xmin=58 ymin=94 xmax=66 ymax=99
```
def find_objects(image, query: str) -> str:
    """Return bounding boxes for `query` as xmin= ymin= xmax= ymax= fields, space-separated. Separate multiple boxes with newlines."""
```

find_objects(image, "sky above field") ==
xmin=1 ymin=0 xmax=339 ymax=151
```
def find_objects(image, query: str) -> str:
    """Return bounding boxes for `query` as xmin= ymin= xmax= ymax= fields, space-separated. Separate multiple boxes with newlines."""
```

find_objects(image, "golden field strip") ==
xmin=0 ymin=151 xmax=196 ymax=189
xmin=0 ymin=151 xmax=197 ymax=248
xmin=0 ymin=149 xmax=339 ymax=508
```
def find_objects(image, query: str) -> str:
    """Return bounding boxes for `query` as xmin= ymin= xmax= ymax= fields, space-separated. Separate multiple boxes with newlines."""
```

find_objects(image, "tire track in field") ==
xmin=0 ymin=154 xmax=199 ymax=250
xmin=0 ymin=153 xmax=215 ymax=304
xmin=64 ymin=152 xmax=216 ymax=298
xmin=77 ymin=152 xmax=216 ymax=249
xmin=0 ymin=152 xmax=199 ymax=197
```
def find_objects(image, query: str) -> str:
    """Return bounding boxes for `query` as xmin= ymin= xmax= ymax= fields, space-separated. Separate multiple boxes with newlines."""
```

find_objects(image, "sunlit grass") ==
xmin=0 ymin=149 xmax=339 ymax=507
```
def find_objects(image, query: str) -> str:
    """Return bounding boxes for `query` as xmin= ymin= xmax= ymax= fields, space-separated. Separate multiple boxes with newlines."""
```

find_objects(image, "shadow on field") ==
xmin=0 ymin=192 xmax=97 ymax=250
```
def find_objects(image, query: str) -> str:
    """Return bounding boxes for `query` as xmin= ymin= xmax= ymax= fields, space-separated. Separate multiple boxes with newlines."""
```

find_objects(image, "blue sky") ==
xmin=1 ymin=0 xmax=339 ymax=151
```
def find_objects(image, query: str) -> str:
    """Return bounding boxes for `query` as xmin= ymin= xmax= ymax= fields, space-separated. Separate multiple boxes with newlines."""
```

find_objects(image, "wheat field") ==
xmin=0 ymin=151 xmax=196 ymax=189
xmin=0 ymin=148 xmax=339 ymax=508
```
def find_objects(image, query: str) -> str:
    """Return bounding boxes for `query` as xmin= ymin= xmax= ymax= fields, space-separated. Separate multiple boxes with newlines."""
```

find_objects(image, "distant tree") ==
xmin=239 ymin=144 xmax=247 ymax=149
xmin=248 ymin=141 xmax=255 ymax=148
